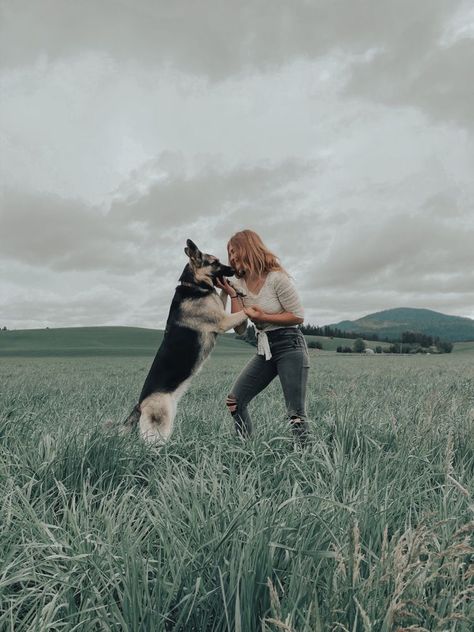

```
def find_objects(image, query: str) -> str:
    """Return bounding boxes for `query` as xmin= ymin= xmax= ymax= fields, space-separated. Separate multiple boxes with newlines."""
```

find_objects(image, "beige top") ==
xmin=233 ymin=270 xmax=305 ymax=359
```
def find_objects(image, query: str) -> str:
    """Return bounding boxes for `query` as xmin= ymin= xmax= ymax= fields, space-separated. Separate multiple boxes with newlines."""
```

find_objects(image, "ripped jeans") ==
xmin=226 ymin=328 xmax=310 ymax=441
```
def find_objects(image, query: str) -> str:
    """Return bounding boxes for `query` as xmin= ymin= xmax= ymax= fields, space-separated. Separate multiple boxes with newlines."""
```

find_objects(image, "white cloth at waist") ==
xmin=256 ymin=330 xmax=272 ymax=360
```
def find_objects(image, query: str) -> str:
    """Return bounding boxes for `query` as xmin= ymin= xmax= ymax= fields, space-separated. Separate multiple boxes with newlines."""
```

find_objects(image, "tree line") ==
xmin=299 ymin=324 xmax=386 ymax=341
xmin=299 ymin=324 xmax=453 ymax=352
xmin=236 ymin=324 xmax=453 ymax=353
xmin=335 ymin=338 xmax=453 ymax=354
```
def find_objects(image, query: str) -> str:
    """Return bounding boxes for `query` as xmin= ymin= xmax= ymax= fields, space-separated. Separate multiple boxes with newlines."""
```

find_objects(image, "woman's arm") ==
xmin=244 ymin=306 xmax=303 ymax=326
xmin=274 ymin=273 xmax=305 ymax=322
xmin=230 ymin=296 xmax=247 ymax=335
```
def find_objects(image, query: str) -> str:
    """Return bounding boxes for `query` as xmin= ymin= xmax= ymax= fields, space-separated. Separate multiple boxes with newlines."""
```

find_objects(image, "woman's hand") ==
xmin=244 ymin=306 xmax=267 ymax=324
xmin=215 ymin=277 xmax=235 ymax=296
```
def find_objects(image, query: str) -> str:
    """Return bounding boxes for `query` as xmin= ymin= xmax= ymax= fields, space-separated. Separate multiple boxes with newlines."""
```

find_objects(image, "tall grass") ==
xmin=0 ymin=354 xmax=473 ymax=631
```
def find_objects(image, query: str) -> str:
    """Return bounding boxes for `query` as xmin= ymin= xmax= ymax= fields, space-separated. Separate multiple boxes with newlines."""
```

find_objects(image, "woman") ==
xmin=216 ymin=229 xmax=310 ymax=442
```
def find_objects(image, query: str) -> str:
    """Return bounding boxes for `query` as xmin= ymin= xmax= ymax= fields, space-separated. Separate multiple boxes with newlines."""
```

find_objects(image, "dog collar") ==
xmin=180 ymin=281 xmax=213 ymax=293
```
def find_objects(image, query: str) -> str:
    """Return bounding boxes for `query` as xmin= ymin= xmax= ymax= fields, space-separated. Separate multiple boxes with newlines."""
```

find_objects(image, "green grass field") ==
xmin=0 ymin=330 xmax=473 ymax=630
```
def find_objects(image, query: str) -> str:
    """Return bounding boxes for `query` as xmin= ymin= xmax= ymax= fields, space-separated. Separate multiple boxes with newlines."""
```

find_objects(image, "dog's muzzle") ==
xmin=220 ymin=265 xmax=235 ymax=277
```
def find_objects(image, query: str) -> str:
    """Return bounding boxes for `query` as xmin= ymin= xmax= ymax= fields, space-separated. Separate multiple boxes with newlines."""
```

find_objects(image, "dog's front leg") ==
xmin=218 ymin=289 xmax=228 ymax=309
xmin=218 ymin=310 xmax=248 ymax=333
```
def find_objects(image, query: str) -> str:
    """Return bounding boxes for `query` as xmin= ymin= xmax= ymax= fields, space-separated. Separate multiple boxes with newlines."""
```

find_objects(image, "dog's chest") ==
xmin=197 ymin=329 xmax=217 ymax=360
xmin=178 ymin=294 xmax=224 ymax=332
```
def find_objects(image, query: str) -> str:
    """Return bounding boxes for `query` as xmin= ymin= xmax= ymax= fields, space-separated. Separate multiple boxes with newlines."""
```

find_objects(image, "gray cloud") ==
xmin=304 ymin=208 xmax=474 ymax=293
xmin=0 ymin=289 xmax=126 ymax=329
xmin=0 ymin=158 xmax=315 ymax=272
xmin=0 ymin=188 xmax=145 ymax=273
xmin=2 ymin=0 xmax=470 ymax=131
xmin=0 ymin=1 xmax=457 ymax=73
xmin=3 ymin=143 xmax=473 ymax=327
xmin=348 ymin=34 xmax=474 ymax=130
xmin=110 ymin=157 xmax=313 ymax=230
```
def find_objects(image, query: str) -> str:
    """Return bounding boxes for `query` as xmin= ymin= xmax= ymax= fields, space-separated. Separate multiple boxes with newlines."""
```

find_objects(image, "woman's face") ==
xmin=228 ymin=244 xmax=246 ymax=277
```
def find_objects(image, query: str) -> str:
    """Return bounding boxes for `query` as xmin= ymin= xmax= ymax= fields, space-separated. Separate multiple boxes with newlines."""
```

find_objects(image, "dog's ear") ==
xmin=184 ymin=239 xmax=202 ymax=262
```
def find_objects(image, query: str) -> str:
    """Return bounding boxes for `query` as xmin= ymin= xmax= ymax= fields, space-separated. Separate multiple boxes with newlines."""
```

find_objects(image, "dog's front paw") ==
xmin=238 ymin=313 xmax=248 ymax=325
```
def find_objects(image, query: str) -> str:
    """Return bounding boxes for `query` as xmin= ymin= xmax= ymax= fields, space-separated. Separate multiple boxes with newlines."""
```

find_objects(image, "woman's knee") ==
xmin=225 ymin=393 xmax=239 ymax=414
xmin=226 ymin=393 xmax=249 ymax=415
xmin=226 ymin=393 xmax=252 ymax=437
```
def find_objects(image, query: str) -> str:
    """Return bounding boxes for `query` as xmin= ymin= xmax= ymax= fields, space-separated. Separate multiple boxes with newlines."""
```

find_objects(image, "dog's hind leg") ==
xmin=139 ymin=394 xmax=176 ymax=444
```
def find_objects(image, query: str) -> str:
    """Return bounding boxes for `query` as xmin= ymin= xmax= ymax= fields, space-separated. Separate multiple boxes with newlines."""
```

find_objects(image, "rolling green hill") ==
xmin=330 ymin=307 xmax=474 ymax=342
xmin=452 ymin=340 xmax=474 ymax=354
xmin=0 ymin=327 xmax=253 ymax=358
xmin=2 ymin=326 xmax=471 ymax=358
xmin=0 ymin=326 xmax=394 ymax=358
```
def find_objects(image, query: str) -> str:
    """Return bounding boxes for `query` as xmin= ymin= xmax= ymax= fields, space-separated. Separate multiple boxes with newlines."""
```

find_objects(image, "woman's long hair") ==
xmin=227 ymin=229 xmax=287 ymax=277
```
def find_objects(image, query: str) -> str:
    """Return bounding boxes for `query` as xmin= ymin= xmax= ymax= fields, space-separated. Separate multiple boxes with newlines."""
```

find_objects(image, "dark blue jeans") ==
xmin=226 ymin=328 xmax=310 ymax=441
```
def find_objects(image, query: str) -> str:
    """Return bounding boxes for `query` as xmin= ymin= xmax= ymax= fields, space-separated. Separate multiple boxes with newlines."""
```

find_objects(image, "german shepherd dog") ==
xmin=119 ymin=239 xmax=247 ymax=443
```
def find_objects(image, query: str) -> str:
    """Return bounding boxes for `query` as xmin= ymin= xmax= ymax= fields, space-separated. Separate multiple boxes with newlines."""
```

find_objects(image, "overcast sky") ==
xmin=1 ymin=0 xmax=473 ymax=330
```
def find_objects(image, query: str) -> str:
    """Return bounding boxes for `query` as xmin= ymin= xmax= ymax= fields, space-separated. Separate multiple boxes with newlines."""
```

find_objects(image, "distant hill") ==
xmin=0 ymin=326 xmax=252 ymax=357
xmin=329 ymin=308 xmax=474 ymax=342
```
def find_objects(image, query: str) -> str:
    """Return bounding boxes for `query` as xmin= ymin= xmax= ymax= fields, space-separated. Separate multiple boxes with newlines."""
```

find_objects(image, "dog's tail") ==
xmin=103 ymin=403 xmax=141 ymax=435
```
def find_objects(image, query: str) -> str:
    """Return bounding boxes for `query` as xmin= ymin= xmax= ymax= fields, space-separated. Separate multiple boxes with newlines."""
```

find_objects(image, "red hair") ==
xmin=227 ymin=230 xmax=287 ymax=277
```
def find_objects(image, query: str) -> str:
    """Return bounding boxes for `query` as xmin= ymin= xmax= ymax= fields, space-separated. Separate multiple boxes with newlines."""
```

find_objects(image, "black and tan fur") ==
xmin=119 ymin=239 xmax=247 ymax=444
